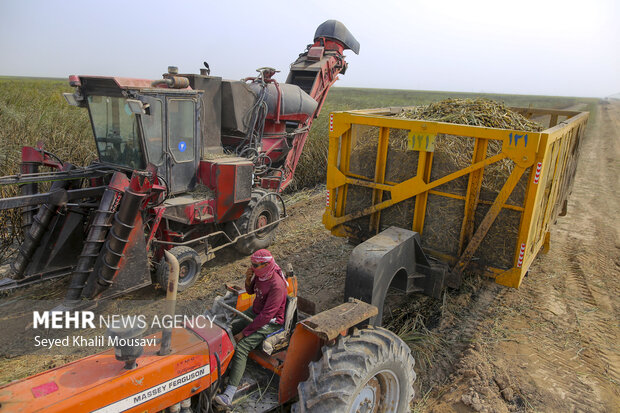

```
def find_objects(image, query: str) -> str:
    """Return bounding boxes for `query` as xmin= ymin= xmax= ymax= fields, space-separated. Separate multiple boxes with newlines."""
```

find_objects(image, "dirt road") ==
xmin=0 ymin=101 xmax=617 ymax=412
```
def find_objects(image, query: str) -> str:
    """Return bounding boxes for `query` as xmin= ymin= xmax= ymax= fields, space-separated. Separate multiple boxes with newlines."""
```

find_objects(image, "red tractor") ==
xmin=0 ymin=20 xmax=360 ymax=308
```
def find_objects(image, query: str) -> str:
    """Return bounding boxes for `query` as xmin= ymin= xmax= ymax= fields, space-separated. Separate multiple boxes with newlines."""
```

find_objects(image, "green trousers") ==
xmin=228 ymin=308 xmax=283 ymax=387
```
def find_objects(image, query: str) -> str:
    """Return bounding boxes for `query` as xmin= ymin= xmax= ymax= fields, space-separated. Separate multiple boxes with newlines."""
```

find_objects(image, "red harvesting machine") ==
xmin=0 ymin=20 xmax=360 ymax=308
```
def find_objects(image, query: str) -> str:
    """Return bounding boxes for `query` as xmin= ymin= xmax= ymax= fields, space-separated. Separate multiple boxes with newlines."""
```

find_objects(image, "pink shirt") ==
xmin=242 ymin=274 xmax=287 ymax=336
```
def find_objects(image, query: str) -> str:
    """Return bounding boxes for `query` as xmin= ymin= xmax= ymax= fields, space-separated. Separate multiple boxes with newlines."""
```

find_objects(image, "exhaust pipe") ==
xmin=159 ymin=250 xmax=179 ymax=355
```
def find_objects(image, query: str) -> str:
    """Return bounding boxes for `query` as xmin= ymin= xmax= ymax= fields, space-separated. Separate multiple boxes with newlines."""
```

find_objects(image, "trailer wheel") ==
xmin=156 ymin=246 xmax=201 ymax=292
xmin=294 ymin=327 xmax=415 ymax=413
xmin=229 ymin=190 xmax=280 ymax=255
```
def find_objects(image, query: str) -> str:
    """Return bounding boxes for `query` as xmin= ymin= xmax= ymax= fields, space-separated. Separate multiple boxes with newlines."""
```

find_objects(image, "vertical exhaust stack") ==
xmin=159 ymin=250 xmax=180 ymax=355
xmin=106 ymin=250 xmax=178 ymax=369
xmin=107 ymin=320 xmax=147 ymax=370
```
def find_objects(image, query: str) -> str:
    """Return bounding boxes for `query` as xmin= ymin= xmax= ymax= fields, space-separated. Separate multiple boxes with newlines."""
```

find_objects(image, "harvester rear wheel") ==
xmin=294 ymin=327 xmax=415 ymax=413
xmin=156 ymin=246 xmax=201 ymax=292
xmin=229 ymin=190 xmax=280 ymax=255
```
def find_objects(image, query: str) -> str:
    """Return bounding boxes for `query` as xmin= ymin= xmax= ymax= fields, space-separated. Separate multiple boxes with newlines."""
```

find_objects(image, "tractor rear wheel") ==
xmin=228 ymin=190 xmax=280 ymax=255
xmin=156 ymin=246 xmax=201 ymax=292
xmin=294 ymin=327 xmax=415 ymax=413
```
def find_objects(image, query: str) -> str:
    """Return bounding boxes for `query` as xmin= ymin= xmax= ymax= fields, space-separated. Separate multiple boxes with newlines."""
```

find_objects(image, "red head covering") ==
xmin=251 ymin=249 xmax=287 ymax=284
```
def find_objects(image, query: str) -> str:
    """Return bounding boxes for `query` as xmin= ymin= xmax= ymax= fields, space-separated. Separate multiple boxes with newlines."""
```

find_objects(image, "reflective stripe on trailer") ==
xmin=517 ymin=243 xmax=526 ymax=267
xmin=533 ymin=162 xmax=542 ymax=184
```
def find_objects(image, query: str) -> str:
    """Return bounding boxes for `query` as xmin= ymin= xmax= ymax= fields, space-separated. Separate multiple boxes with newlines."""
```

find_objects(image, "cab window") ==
xmin=141 ymin=98 xmax=164 ymax=166
xmin=88 ymin=95 xmax=145 ymax=169
xmin=168 ymin=99 xmax=195 ymax=163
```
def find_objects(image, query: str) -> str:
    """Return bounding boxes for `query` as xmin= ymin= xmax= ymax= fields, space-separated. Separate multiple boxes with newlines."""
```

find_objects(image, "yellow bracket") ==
xmin=501 ymin=130 xmax=539 ymax=168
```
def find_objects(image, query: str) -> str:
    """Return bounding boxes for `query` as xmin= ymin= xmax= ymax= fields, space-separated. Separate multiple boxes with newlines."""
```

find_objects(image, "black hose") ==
xmin=204 ymin=352 xmax=222 ymax=413
xmin=236 ymin=82 xmax=268 ymax=155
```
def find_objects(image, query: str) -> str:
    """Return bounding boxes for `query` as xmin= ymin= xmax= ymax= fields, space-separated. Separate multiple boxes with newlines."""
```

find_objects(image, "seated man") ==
xmin=214 ymin=249 xmax=288 ymax=408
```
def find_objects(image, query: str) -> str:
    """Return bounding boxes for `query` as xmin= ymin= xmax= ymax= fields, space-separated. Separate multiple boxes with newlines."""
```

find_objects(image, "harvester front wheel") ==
xmin=156 ymin=246 xmax=201 ymax=292
xmin=294 ymin=327 xmax=415 ymax=413
xmin=229 ymin=190 xmax=280 ymax=255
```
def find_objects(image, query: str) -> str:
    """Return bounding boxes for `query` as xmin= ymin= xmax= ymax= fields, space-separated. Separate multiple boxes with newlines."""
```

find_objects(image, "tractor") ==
xmin=0 ymin=20 xmax=359 ymax=309
xmin=0 ymin=252 xmax=417 ymax=412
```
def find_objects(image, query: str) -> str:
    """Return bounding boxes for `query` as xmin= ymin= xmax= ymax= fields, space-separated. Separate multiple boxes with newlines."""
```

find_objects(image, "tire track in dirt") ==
xmin=566 ymin=245 xmax=620 ymax=385
xmin=511 ymin=266 xmax=607 ymax=413
xmin=566 ymin=252 xmax=598 ymax=306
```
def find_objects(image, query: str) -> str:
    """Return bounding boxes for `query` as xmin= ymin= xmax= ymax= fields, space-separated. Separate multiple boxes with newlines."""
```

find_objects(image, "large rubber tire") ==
xmin=294 ymin=327 xmax=416 ymax=413
xmin=229 ymin=190 xmax=280 ymax=255
xmin=155 ymin=246 xmax=201 ymax=293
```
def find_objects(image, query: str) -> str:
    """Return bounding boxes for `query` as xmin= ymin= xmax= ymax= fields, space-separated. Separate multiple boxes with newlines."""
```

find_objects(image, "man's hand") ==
xmin=234 ymin=332 xmax=244 ymax=343
xmin=245 ymin=267 xmax=254 ymax=292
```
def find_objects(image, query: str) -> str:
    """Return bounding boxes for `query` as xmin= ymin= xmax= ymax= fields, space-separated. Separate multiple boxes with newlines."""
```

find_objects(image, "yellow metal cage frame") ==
xmin=323 ymin=106 xmax=589 ymax=288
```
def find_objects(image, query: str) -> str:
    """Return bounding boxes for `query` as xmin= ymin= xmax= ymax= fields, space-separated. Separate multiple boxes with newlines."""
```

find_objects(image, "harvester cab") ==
xmin=0 ymin=20 xmax=359 ymax=308
xmin=66 ymin=74 xmax=204 ymax=195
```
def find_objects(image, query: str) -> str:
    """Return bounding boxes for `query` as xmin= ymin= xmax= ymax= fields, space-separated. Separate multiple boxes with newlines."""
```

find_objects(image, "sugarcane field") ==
xmin=0 ymin=1 xmax=618 ymax=412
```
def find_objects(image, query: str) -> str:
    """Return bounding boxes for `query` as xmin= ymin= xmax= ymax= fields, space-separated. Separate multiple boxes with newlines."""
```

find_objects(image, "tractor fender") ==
xmin=278 ymin=299 xmax=377 ymax=404
xmin=299 ymin=298 xmax=377 ymax=342
xmin=345 ymin=226 xmax=447 ymax=326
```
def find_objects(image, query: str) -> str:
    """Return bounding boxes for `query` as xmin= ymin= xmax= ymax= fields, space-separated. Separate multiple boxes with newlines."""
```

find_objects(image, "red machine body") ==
xmin=0 ymin=19 xmax=360 ymax=306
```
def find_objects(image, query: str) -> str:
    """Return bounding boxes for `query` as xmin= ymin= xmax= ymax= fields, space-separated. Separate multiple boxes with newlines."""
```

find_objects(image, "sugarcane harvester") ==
xmin=0 ymin=20 xmax=361 ymax=308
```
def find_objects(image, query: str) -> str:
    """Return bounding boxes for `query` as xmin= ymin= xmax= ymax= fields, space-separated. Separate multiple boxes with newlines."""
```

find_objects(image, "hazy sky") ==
xmin=1 ymin=0 xmax=618 ymax=97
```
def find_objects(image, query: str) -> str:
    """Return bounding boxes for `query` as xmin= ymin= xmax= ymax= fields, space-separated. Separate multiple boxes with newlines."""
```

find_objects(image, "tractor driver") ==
xmin=214 ymin=249 xmax=288 ymax=408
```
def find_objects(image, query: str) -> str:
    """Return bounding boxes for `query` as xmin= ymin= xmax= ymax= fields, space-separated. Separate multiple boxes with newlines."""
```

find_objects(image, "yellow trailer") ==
xmin=323 ymin=105 xmax=588 ymax=289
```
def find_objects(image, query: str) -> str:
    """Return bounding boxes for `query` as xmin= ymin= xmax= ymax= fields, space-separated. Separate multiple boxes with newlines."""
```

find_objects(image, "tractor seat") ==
xmin=261 ymin=295 xmax=298 ymax=355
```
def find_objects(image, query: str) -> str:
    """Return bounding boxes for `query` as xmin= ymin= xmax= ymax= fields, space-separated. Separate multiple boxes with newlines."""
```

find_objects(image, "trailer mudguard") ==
xmin=345 ymin=226 xmax=447 ymax=325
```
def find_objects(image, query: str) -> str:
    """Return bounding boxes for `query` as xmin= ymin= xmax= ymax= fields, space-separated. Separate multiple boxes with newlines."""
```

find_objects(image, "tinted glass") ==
xmin=88 ymin=95 xmax=145 ymax=169
xmin=168 ymin=99 xmax=195 ymax=163
xmin=142 ymin=98 xmax=164 ymax=166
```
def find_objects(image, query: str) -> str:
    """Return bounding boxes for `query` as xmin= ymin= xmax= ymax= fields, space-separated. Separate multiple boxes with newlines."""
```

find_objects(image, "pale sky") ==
xmin=1 ymin=0 xmax=618 ymax=97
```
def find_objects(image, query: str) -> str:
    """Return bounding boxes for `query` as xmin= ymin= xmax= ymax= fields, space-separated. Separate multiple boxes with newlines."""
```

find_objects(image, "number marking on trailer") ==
xmin=91 ymin=365 xmax=209 ymax=413
xmin=508 ymin=132 xmax=529 ymax=147
xmin=407 ymin=131 xmax=437 ymax=152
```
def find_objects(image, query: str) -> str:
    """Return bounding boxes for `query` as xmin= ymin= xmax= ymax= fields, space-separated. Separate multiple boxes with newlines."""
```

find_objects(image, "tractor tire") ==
xmin=229 ymin=190 xmax=280 ymax=255
xmin=155 ymin=246 xmax=201 ymax=293
xmin=294 ymin=326 xmax=415 ymax=413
